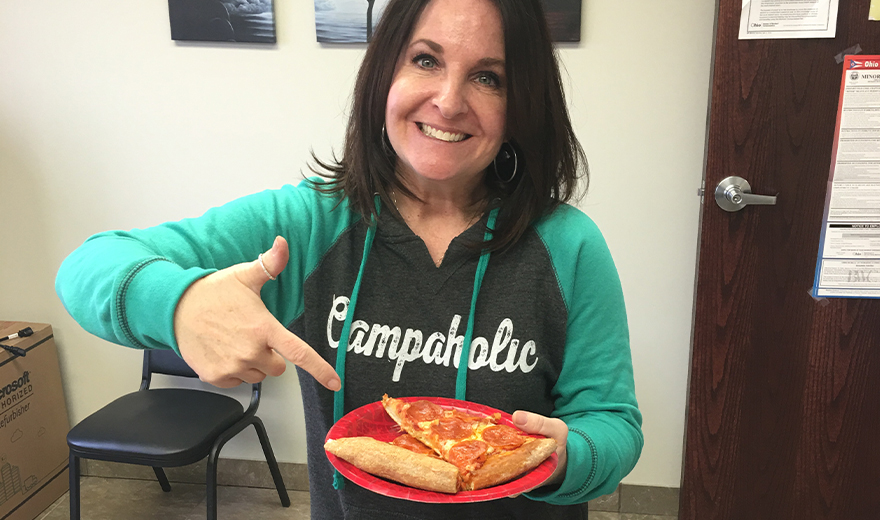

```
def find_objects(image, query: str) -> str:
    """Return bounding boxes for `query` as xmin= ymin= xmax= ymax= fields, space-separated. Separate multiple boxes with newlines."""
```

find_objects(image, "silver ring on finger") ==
xmin=259 ymin=253 xmax=277 ymax=281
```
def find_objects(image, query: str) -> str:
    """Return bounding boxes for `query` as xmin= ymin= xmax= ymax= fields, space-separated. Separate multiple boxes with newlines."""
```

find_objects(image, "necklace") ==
xmin=391 ymin=188 xmax=485 ymax=228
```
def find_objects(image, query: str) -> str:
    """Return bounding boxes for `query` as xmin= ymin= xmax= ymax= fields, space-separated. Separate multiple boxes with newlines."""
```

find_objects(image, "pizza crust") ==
xmin=324 ymin=436 xmax=460 ymax=494
xmin=465 ymin=437 xmax=558 ymax=491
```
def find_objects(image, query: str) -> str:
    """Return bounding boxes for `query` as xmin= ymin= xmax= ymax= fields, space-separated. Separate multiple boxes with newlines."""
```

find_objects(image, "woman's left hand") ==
xmin=511 ymin=410 xmax=568 ymax=489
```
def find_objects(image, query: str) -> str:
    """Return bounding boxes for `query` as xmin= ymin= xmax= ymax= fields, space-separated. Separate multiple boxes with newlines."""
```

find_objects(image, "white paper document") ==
xmin=814 ymin=57 xmax=880 ymax=298
xmin=740 ymin=0 xmax=839 ymax=39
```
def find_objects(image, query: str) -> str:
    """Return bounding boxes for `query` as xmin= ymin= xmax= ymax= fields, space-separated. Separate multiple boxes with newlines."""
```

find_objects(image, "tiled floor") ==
xmin=36 ymin=476 xmax=678 ymax=520
xmin=36 ymin=477 xmax=310 ymax=520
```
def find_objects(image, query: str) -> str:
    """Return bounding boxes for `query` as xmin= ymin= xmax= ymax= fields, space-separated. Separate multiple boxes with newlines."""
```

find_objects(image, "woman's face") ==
xmin=385 ymin=0 xmax=507 ymax=191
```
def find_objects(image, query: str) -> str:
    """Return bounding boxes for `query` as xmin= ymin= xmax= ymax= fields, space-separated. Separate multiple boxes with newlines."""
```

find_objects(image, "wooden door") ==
xmin=680 ymin=2 xmax=880 ymax=519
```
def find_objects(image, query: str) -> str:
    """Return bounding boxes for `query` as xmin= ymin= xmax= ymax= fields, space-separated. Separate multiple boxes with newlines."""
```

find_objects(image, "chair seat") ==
xmin=67 ymin=388 xmax=244 ymax=466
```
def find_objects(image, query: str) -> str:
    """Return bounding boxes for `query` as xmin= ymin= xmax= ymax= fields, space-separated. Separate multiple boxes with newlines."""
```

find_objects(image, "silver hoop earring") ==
xmin=381 ymin=123 xmax=394 ymax=156
xmin=493 ymin=142 xmax=518 ymax=183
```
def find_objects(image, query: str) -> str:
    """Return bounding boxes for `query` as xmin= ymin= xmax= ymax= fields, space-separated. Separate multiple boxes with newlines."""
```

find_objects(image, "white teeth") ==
xmin=419 ymin=123 xmax=467 ymax=142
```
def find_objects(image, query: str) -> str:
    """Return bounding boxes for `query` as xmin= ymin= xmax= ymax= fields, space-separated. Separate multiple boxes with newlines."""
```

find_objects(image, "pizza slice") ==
xmin=381 ymin=395 xmax=557 ymax=491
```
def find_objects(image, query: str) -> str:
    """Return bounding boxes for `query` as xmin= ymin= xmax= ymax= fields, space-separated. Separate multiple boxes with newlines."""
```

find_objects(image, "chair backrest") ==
xmin=145 ymin=349 xmax=199 ymax=378
xmin=139 ymin=349 xmax=262 ymax=416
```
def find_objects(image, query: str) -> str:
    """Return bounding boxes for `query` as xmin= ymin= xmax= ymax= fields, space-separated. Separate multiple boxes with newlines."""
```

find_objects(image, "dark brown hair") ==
xmin=310 ymin=0 xmax=587 ymax=252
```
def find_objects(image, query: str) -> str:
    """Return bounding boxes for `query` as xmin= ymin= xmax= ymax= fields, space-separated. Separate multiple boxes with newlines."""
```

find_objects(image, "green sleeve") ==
xmin=55 ymin=179 xmax=353 ymax=355
xmin=526 ymin=205 xmax=643 ymax=504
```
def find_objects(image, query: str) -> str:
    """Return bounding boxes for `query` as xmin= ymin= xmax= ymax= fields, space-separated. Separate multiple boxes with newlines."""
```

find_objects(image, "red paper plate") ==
xmin=325 ymin=396 xmax=558 ymax=503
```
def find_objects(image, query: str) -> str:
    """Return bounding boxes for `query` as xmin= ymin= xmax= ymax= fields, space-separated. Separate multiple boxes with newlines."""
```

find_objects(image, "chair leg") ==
xmin=152 ymin=467 xmax=172 ymax=492
xmin=252 ymin=418 xmax=291 ymax=507
xmin=206 ymin=419 xmax=252 ymax=520
xmin=69 ymin=453 xmax=80 ymax=520
xmin=207 ymin=449 xmax=219 ymax=520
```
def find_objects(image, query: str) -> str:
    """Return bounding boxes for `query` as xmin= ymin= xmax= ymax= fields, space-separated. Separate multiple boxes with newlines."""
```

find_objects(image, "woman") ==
xmin=56 ymin=0 xmax=642 ymax=518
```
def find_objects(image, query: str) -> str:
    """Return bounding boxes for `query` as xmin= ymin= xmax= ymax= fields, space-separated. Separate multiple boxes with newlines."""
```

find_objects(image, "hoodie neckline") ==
xmin=376 ymin=204 xmax=488 ymax=269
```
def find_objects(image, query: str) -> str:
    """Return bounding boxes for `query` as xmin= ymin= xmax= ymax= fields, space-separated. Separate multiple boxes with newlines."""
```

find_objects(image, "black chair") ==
xmin=67 ymin=349 xmax=291 ymax=520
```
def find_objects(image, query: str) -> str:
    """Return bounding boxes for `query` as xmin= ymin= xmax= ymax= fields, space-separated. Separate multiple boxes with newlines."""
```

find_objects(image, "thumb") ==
xmin=512 ymin=410 xmax=567 ymax=441
xmin=241 ymin=236 xmax=289 ymax=292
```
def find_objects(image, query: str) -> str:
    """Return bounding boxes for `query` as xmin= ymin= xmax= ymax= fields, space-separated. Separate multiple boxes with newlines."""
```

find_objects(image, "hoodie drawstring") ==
xmin=332 ymin=197 xmax=380 ymax=490
xmin=455 ymin=208 xmax=497 ymax=401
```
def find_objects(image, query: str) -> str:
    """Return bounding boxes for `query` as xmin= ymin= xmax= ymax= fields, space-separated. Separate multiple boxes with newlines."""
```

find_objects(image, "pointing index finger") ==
xmin=268 ymin=323 xmax=340 ymax=391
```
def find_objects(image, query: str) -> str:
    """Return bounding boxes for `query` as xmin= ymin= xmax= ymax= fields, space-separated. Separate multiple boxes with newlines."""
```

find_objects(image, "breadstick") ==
xmin=325 ymin=436 xmax=460 ymax=494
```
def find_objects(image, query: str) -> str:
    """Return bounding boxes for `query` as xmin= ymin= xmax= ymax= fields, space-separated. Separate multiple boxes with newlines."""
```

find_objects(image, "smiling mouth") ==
xmin=418 ymin=123 xmax=470 ymax=143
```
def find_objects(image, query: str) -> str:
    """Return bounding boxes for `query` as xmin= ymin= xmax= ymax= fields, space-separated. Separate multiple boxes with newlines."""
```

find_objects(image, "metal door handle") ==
xmin=714 ymin=176 xmax=777 ymax=212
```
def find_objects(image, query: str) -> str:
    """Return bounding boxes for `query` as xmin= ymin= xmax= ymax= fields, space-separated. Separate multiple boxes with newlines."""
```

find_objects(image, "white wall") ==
xmin=0 ymin=1 xmax=715 ymax=488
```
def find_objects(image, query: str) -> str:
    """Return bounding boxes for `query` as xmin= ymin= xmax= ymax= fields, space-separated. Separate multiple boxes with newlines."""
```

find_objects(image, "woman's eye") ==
xmin=476 ymin=73 xmax=501 ymax=88
xmin=414 ymin=54 xmax=437 ymax=69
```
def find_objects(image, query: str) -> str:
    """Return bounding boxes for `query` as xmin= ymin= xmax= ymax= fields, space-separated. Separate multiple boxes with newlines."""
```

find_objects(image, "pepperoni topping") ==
xmin=482 ymin=425 xmax=526 ymax=450
xmin=391 ymin=434 xmax=435 ymax=455
xmin=405 ymin=400 xmax=444 ymax=423
xmin=445 ymin=440 xmax=489 ymax=469
xmin=451 ymin=410 xmax=485 ymax=423
xmin=431 ymin=415 xmax=474 ymax=441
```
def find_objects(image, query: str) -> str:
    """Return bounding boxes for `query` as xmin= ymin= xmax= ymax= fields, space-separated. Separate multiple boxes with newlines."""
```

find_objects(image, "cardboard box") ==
xmin=0 ymin=322 xmax=70 ymax=520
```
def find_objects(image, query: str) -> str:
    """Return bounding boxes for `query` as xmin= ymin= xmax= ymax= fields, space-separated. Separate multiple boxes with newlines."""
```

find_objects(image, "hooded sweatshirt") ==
xmin=56 ymin=179 xmax=643 ymax=519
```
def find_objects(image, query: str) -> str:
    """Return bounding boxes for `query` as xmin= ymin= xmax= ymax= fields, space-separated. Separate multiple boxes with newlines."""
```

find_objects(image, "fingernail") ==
xmin=513 ymin=411 xmax=528 ymax=426
xmin=328 ymin=379 xmax=341 ymax=391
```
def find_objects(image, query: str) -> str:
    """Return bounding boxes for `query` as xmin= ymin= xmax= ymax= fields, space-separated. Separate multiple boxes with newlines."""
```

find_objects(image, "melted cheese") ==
xmin=383 ymin=396 xmax=535 ymax=481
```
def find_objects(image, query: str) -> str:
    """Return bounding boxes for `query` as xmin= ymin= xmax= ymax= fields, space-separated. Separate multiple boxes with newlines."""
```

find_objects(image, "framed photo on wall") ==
xmin=169 ymin=0 xmax=276 ymax=43
xmin=315 ymin=0 xmax=581 ymax=43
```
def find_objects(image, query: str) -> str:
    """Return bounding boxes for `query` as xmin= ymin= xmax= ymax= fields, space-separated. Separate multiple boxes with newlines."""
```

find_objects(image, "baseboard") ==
xmin=82 ymin=459 xmax=678 ymax=516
